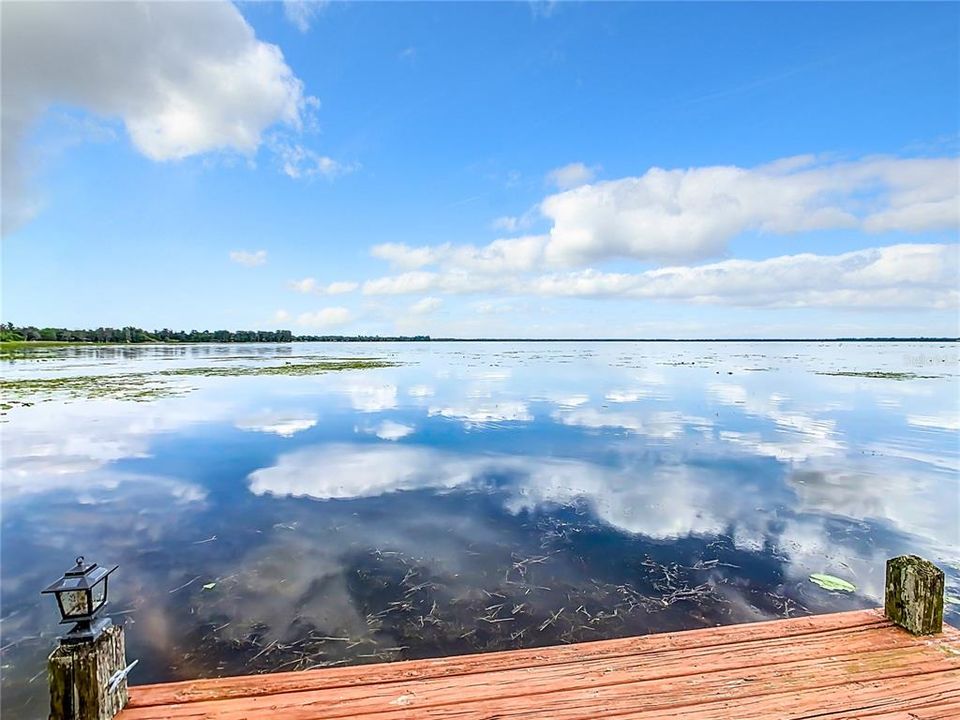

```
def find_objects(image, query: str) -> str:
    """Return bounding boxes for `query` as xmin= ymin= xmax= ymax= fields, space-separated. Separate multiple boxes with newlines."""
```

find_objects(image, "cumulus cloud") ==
xmin=370 ymin=243 xmax=443 ymax=270
xmin=361 ymin=155 xmax=958 ymax=278
xmin=229 ymin=249 xmax=268 ymax=267
xmin=360 ymin=243 xmax=958 ymax=309
xmin=708 ymin=383 xmax=844 ymax=462
xmin=428 ymin=400 xmax=533 ymax=427
xmin=538 ymin=155 xmax=959 ymax=265
xmin=546 ymin=162 xmax=597 ymax=189
xmin=289 ymin=278 xmax=358 ymax=295
xmin=295 ymin=307 xmax=352 ymax=328
xmin=244 ymin=443 xmax=746 ymax=541
xmin=409 ymin=297 xmax=442 ymax=315
xmin=0 ymin=1 xmax=322 ymax=234
xmin=236 ymin=411 xmax=318 ymax=437
xmin=357 ymin=420 xmax=415 ymax=441
xmin=528 ymin=243 xmax=959 ymax=308
xmin=339 ymin=382 xmax=398 ymax=412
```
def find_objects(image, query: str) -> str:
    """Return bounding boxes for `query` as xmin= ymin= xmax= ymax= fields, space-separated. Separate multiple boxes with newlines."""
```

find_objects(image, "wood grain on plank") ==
xmin=118 ymin=633 xmax=960 ymax=720
xmin=812 ymin=696 xmax=960 ymax=720
xmin=127 ymin=609 xmax=889 ymax=708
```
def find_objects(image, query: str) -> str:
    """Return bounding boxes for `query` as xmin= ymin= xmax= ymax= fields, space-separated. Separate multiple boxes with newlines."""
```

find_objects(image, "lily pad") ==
xmin=201 ymin=582 xmax=217 ymax=591
xmin=809 ymin=574 xmax=856 ymax=593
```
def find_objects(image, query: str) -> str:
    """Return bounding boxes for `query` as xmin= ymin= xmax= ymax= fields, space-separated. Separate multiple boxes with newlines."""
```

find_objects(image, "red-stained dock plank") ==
xmin=119 ymin=609 xmax=960 ymax=720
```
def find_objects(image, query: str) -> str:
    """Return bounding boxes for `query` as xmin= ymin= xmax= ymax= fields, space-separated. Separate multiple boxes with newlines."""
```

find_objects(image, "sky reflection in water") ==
xmin=2 ymin=341 xmax=958 ymax=717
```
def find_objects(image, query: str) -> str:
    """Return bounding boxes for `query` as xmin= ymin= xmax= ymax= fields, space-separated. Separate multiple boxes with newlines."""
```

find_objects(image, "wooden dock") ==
xmin=117 ymin=609 xmax=960 ymax=720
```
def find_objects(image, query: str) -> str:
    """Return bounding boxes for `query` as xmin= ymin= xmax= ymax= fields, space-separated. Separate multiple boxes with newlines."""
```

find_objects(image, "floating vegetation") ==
xmin=808 ymin=574 xmax=856 ymax=593
xmin=815 ymin=371 xmax=940 ymax=380
xmin=159 ymin=359 xmax=397 ymax=378
xmin=0 ymin=399 xmax=34 ymax=415
xmin=0 ymin=374 xmax=186 ymax=403
xmin=0 ymin=358 xmax=399 ymax=404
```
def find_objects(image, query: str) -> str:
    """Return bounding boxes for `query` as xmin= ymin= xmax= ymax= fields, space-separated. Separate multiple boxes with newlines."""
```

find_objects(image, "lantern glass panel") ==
xmin=91 ymin=578 xmax=107 ymax=611
xmin=59 ymin=590 xmax=90 ymax=618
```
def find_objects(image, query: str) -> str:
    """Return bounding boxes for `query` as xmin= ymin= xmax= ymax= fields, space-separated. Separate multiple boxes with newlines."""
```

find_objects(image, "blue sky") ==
xmin=2 ymin=1 xmax=958 ymax=338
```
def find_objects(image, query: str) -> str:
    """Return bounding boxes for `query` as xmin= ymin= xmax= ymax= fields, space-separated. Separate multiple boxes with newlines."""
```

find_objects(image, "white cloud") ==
xmin=363 ymin=271 xmax=442 ymax=295
xmin=289 ymin=278 xmax=358 ymax=295
xmin=360 ymin=420 xmax=415 ymax=441
xmin=244 ymin=443 xmax=741 ymax=540
xmin=554 ymin=407 xmax=706 ymax=439
xmin=408 ymin=384 xmax=435 ymax=398
xmin=539 ymin=155 xmax=959 ymax=265
xmin=546 ymin=162 xmax=597 ymax=189
xmin=0 ymin=394 xmax=230 ymax=499
xmin=325 ymin=281 xmax=359 ymax=295
xmin=492 ymin=216 xmax=521 ymax=232
xmin=360 ymin=155 xmax=958 ymax=278
xmin=270 ymin=137 xmax=353 ymax=180
xmin=605 ymin=389 xmax=651 ymax=403
xmin=339 ymin=382 xmax=398 ymax=412
xmin=907 ymin=412 xmax=960 ymax=432
xmin=548 ymin=394 xmax=590 ymax=408
xmin=2 ymin=1 xmax=312 ymax=233
xmin=370 ymin=243 xmax=444 ymax=270
xmin=273 ymin=309 xmax=291 ymax=323
xmin=708 ymin=383 xmax=844 ymax=462
xmin=282 ymin=0 xmax=327 ymax=32
xmin=527 ymin=243 xmax=959 ymax=309
xmin=236 ymin=411 xmax=317 ymax=437
xmin=409 ymin=297 xmax=442 ymax=315
xmin=229 ymin=249 xmax=268 ymax=267
xmin=358 ymin=243 xmax=958 ymax=310
xmin=289 ymin=277 xmax=319 ymax=293
xmin=428 ymin=400 xmax=532 ymax=427
xmin=296 ymin=307 xmax=352 ymax=328
xmin=367 ymin=236 xmax=548 ymax=277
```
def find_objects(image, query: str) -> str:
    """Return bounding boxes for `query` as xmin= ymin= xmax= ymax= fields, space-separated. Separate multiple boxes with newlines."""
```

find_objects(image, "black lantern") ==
xmin=41 ymin=556 xmax=118 ymax=644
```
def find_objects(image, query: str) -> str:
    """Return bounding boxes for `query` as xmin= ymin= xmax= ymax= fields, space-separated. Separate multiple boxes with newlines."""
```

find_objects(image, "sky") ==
xmin=2 ymin=1 xmax=958 ymax=338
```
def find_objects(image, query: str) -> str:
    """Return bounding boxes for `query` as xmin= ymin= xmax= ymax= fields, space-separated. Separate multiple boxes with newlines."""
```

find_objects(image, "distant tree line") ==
xmin=0 ymin=323 xmax=430 ymax=344
xmin=292 ymin=334 xmax=430 ymax=342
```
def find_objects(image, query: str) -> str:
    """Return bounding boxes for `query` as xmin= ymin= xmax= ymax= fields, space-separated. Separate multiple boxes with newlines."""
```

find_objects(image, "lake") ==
xmin=2 ymin=341 xmax=957 ymax=717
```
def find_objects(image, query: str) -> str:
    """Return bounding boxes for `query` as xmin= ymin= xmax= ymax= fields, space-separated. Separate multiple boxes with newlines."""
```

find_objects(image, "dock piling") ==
xmin=884 ymin=554 xmax=945 ymax=635
xmin=48 ymin=624 xmax=128 ymax=720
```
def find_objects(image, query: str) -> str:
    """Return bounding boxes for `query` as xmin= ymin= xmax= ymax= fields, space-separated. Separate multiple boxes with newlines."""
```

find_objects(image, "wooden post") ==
xmin=48 ymin=624 xmax=128 ymax=720
xmin=884 ymin=555 xmax=944 ymax=635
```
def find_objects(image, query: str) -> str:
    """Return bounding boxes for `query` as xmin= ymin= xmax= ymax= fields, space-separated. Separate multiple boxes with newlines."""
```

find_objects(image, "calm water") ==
xmin=2 ymin=341 xmax=958 ymax=716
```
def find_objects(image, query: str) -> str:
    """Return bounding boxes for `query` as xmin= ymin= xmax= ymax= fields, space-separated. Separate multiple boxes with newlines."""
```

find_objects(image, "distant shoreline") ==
xmin=1 ymin=337 xmax=957 ymax=349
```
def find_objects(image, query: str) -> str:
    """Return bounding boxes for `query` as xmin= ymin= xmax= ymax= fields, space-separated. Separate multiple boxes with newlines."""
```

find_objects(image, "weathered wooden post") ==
xmin=884 ymin=555 xmax=945 ymax=635
xmin=48 ymin=624 xmax=129 ymax=720
xmin=42 ymin=557 xmax=131 ymax=720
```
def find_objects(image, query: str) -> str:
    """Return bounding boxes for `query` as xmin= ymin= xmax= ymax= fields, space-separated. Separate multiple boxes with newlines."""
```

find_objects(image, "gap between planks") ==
xmin=127 ymin=609 xmax=893 ymax=708
xmin=119 ymin=615 xmax=960 ymax=720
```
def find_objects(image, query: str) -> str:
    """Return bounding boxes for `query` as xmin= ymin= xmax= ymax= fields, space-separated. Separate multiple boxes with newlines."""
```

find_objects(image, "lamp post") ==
xmin=42 ymin=556 xmax=118 ymax=645
xmin=42 ymin=556 xmax=129 ymax=720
